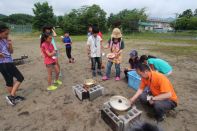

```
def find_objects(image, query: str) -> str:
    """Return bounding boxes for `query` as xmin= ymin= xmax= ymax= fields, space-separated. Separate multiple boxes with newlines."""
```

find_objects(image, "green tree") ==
xmin=194 ymin=9 xmax=197 ymax=17
xmin=179 ymin=9 xmax=193 ymax=18
xmin=0 ymin=14 xmax=33 ymax=24
xmin=107 ymin=8 xmax=147 ymax=32
xmin=32 ymin=2 xmax=56 ymax=29
xmin=62 ymin=4 xmax=107 ymax=35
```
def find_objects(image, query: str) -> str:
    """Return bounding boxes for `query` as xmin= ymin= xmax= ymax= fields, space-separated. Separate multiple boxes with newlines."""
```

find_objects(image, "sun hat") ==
xmin=129 ymin=50 xmax=138 ymax=57
xmin=111 ymin=28 xmax=122 ymax=38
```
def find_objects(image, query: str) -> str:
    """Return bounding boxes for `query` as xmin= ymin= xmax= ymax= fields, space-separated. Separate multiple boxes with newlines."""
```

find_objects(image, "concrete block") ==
xmin=101 ymin=107 xmax=123 ymax=131
xmin=72 ymin=84 xmax=89 ymax=101
xmin=119 ymin=107 xmax=142 ymax=131
xmin=89 ymin=85 xmax=104 ymax=101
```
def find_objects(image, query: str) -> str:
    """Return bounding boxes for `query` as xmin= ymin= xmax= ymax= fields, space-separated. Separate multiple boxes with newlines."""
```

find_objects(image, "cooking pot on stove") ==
xmin=83 ymin=79 xmax=96 ymax=90
xmin=109 ymin=95 xmax=131 ymax=112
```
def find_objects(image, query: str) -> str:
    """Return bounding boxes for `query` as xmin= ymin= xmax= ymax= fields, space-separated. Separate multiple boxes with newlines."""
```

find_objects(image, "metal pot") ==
xmin=109 ymin=96 xmax=131 ymax=114
xmin=83 ymin=79 xmax=96 ymax=90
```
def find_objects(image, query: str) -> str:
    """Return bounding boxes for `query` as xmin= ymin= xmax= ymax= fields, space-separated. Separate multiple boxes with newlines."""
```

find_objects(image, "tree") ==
xmin=32 ymin=2 xmax=56 ymax=29
xmin=62 ymin=4 xmax=107 ymax=35
xmin=179 ymin=9 xmax=193 ymax=18
xmin=0 ymin=14 xmax=33 ymax=24
xmin=194 ymin=9 xmax=197 ymax=17
xmin=107 ymin=8 xmax=147 ymax=32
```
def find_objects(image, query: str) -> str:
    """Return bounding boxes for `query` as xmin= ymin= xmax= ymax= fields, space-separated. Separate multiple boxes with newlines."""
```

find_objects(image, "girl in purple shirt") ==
xmin=0 ymin=23 xmax=24 ymax=106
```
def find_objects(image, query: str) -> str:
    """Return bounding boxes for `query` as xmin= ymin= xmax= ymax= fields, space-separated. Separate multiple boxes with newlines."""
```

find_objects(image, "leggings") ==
xmin=0 ymin=63 xmax=24 ymax=87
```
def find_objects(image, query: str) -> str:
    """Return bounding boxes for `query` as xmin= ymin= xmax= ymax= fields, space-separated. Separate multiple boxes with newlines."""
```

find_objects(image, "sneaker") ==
xmin=15 ymin=96 xmax=25 ymax=102
xmin=97 ymin=72 xmax=103 ymax=76
xmin=47 ymin=85 xmax=58 ymax=91
xmin=102 ymin=76 xmax=109 ymax=81
xmin=6 ymin=95 xmax=16 ymax=106
xmin=54 ymin=80 xmax=62 ymax=85
xmin=92 ymin=71 xmax=96 ymax=77
xmin=115 ymin=77 xmax=120 ymax=81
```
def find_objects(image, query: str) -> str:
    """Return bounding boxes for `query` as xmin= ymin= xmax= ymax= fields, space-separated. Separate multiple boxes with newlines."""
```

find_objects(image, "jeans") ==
xmin=91 ymin=57 xmax=101 ymax=72
xmin=139 ymin=87 xmax=177 ymax=119
xmin=105 ymin=61 xmax=120 ymax=77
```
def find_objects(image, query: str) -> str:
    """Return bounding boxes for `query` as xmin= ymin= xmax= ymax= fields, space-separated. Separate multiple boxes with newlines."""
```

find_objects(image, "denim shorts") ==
xmin=46 ymin=62 xmax=56 ymax=68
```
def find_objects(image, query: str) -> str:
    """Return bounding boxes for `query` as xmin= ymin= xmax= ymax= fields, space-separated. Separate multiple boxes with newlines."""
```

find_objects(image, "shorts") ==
xmin=0 ymin=63 xmax=24 ymax=87
xmin=46 ymin=62 xmax=56 ymax=68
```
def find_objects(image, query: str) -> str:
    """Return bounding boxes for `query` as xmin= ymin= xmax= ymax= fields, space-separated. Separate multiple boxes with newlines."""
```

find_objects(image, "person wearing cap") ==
xmin=140 ymin=55 xmax=173 ymax=76
xmin=130 ymin=64 xmax=178 ymax=122
xmin=124 ymin=50 xmax=140 ymax=80
xmin=102 ymin=28 xmax=124 ymax=81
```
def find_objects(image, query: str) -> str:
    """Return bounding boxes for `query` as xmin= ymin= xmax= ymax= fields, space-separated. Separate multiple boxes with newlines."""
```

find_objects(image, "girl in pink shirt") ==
xmin=40 ymin=33 xmax=62 ymax=90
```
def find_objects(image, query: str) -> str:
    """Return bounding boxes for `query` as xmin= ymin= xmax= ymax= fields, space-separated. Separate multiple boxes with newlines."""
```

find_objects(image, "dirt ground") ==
xmin=0 ymin=35 xmax=197 ymax=131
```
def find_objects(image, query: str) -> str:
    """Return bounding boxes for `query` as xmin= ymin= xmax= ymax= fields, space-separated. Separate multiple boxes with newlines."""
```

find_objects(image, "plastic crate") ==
xmin=128 ymin=71 xmax=141 ymax=90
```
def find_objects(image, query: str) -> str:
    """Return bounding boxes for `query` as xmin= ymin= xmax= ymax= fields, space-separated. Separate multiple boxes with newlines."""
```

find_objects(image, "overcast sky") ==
xmin=0 ymin=0 xmax=197 ymax=18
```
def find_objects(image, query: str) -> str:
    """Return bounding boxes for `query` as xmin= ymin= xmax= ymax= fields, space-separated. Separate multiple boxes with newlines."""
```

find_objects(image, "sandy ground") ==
xmin=0 ymin=36 xmax=197 ymax=131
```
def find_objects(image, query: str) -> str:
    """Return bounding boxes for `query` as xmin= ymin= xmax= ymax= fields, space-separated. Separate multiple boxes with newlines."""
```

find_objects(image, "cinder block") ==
xmin=119 ymin=107 xmax=142 ymax=131
xmin=89 ymin=85 xmax=104 ymax=101
xmin=72 ymin=84 xmax=89 ymax=101
xmin=101 ymin=107 xmax=123 ymax=131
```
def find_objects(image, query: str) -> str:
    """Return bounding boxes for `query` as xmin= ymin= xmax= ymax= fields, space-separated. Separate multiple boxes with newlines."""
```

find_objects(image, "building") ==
xmin=139 ymin=17 xmax=175 ymax=32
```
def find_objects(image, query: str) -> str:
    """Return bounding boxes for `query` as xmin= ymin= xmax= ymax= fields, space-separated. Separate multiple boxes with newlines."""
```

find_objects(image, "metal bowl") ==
xmin=107 ymin=53 xmax=115 ymax=59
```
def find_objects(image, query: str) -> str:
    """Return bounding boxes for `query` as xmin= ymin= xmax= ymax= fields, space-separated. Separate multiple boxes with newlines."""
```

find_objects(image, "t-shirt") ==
xmin=139 ymin=71 xmax=178 ymax=103
xmin=63 ymin=36 xmax=72 ymax=48
xmin=41 ymin=42 xmax=56 ymax=65
xmin=129 ymin=57 xmax=140 ymax=69
xmin=87 ymin=35 xmax=102 ymax=57
xmin=148 ymin=58 xmax=172 ymax=74
xmin=0 ymin=39 xmax=13 ymax=63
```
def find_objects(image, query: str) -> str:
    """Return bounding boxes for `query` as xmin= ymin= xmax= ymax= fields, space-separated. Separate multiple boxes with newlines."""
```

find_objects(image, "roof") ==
xmin=138 ymin=22 xmax=156 ymax=26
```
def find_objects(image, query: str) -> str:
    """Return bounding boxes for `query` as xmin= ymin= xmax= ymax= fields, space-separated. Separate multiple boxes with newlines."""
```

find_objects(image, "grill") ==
xmin=101 ymin=101 xmax=142 ymax=131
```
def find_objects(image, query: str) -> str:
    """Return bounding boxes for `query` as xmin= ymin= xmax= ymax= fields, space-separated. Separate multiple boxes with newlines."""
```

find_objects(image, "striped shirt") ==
xmin=0 ymin=39 xmax=13 ymax=63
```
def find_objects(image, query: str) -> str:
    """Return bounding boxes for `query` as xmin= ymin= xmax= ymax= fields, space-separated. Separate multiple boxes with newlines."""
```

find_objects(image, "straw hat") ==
xmin=111 ymin=28 xmax=122 ymax=38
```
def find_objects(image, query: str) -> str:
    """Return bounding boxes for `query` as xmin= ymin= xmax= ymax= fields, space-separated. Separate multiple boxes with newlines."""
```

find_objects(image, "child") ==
xmin=140 ymin=55 xmax=173 ymax=76
xmin=124 ymin=50 xmax=140 ymax=80
xmin=40 ymin=33 xmax=62 ymax=90
xmin=0 ymin=23 xmax=25 ymax=105
xmin=87 ymin=26 xmax=102 ymax=77
xmin=41 ymin=25 xmax=61 ymax=76
xmin=102 ymin=28 xmax=124 ymax=81
xmin=62 ymin=31 xmax=74 ymax=63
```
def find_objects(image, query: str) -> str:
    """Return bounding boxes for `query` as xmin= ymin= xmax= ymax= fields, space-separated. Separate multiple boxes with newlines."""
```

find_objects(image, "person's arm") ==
xmin=149 ymin=64 xmax=155 ymax=71
xmin=130 ymin=88 xmax=144 ymax=105
xmin=45 ymin=50 xmax=55 ymax=57
xmin=7 ymin=40 xmax=13 ymax=54
xmin=87 ymin=39 xmax=91 ymax=56
xmin=52 ymin=29 xmax=57 ymax=37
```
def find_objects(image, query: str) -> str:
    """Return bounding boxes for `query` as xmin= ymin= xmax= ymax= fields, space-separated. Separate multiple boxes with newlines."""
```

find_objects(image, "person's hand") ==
xmin=0 ymin=53 xmax=4 ymax=58
xmin=147 ymin=96 xmax=154 ymax=105
xmin=7 ymin=39 xmax=13 ymax=47
xmin=129 ymin=99 xmax=135 ymax=106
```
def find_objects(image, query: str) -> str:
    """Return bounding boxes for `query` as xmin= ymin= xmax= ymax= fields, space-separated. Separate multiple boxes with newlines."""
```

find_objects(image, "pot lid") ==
xmin=109 ymin=96 xmax=131 ymax=111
